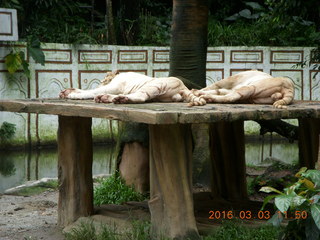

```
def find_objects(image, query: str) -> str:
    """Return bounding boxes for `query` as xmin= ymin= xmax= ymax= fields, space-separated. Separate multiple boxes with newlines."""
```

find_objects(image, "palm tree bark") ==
xmin=169 ymin=0 xmax=209 ymax=88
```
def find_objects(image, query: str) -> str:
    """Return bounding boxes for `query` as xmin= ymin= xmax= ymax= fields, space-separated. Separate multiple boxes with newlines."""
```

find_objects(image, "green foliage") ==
xmin=124 ymin=221 xmax=152 ymax=240
xmin=64 ymin=220 xmax=280 ymax=240
xmin=260 ymin=167 xmax=320 ymax=239
xmin=94 ymin=172 xmax=147 ymax=206
xmin=4 ymin=36 xmax=45 ymax=78
xmin=5 ymin=51 xmax=23 ymax=74
xmin=26 ymin=36 xmax=45 ymax=65
xmin=136 ymin=9 xmax=171 ymax=46
xmin=1 ymin=0 xmax=319 ymax=46
xmin=64 ymin=221 xmax=153 ymax=240
xmin=64 ymin=222 xmax=100 ymax=240
xmin=203 ymin=221 xmax=281 ymax=240
xmin=207 ymin=0 xmax=320 ymax=47
xmin=0 ymin=122 xmax=16 ymax=140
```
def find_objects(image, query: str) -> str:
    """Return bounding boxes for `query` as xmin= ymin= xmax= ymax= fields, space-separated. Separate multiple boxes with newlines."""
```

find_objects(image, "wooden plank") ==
xmin=0 ymin=99 xmax=320 ymax=124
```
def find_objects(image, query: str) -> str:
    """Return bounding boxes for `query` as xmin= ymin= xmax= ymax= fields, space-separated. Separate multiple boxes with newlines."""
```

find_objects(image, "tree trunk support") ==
xmin=298 ymin=118 xmax=320 ymax=169
xmin=57 ymin=116 xmax=93 ymax=226
xmin=209 ymin=121 xmax=248 ymax=200
xmin=149 ymin=124 xmax=200 ymax=240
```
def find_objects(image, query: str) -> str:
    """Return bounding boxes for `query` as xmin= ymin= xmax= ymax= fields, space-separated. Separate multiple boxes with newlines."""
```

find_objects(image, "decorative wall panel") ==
xmin=153 ymin=50 xmax=169 ymax=63
xmin=206 ymin=69 xmax=224 ymax=85
xmin=231 ymin=50 xmax=263 ymax=63
xmin=310 ymin=70 xmax=320 ymax=100
xmin=78 ymin=50 xmax=112 ymax=64
xmin=270 ymin=69 xmax=303 ymax=100
xmin=153 ymin=69 xmax=169 ymax=78
xmin=0 ymin=8 xmax=18 ymax=41
xmin=0 ymin=70 xmax=29 ymax=143
xmin=118 ymin=50 xmax=148 ymax=63
xmin=43 ymin=49 xmax=72 ymax=64
xmin=35 ymin=70 xmax=72 ymax=144
xmin=271 ymin=50 xmax=303 ymax=64
xmin=0 ymin=44 xmax=27 ymax=63
xmin=207 ymin=50 xmax=224 ymax=63
xmin=78 ymin=70 xmax=108 ymax=89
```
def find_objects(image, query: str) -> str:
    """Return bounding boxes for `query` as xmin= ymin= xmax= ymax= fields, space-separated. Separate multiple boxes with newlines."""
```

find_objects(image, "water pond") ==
xmin=0 ymin=144 xmax=116 ymax=193
xmin=0 ymin=137 xmax=298 ymax=193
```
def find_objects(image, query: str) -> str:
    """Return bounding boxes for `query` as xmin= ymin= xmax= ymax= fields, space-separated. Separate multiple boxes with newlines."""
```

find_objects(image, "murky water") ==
xmin=0 ymin=144 xmax=117 ymax=193
xmin=0 ymin=137 xmax=298 ymax=193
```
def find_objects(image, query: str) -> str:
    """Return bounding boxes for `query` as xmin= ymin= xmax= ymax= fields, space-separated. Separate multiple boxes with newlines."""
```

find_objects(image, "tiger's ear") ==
xmin=113 ymin=70 xmax=120 ymax=75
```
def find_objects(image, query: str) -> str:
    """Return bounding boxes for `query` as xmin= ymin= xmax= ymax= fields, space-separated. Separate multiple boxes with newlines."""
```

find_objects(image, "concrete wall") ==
xmin=0 ymin=43 xmax=319 ymax=146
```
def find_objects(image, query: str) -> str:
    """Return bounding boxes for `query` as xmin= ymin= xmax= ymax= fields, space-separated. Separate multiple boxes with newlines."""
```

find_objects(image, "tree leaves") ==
xmin=302 ymin=170 xmax=320 ymax=187
xmin=27 ymin=36 xmax=45 ymax=65
xmin=274 ymin=194 xmax=292 ymax=213
xmin=311 ymin=204 xmax=320 ymax=230
xmin=261 ymin=168 xmax=320 ymax=238
xmin=4 ymin=36 xmax=45 ymax=78
xmin=5 ymin=52 xmax=22 ymax=74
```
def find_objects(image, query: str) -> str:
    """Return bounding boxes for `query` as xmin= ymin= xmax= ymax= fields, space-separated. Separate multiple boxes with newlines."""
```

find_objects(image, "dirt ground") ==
xmin=0 ymin=190 xmax=64 ymax=240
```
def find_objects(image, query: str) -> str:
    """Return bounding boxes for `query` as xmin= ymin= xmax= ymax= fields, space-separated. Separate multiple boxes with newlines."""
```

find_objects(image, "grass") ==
xmin=203 ymin=220 xmax=282 ymax=240
xmin=94 ymin=172 xmax=148 ymax=206
xmin=64 ymin=220 xmax=281 ymax=240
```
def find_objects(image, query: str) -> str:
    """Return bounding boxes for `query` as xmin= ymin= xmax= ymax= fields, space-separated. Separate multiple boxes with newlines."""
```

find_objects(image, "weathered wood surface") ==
xmin=209 ymin=121 xmax=247 ymax=200
xmin=58 ymin=116 xmax=93 ymax=226
xmin=298 ymin=118 xmax=320 ymax=169
xmin=0 ymin=98 xmax=320 ymax=124
xmin=149 ymin=124 xmax=200 ymax=239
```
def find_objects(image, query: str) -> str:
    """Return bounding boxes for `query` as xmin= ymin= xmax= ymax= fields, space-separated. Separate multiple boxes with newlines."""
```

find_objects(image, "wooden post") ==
xmin=298 ymin=118 xmax=320 ymax=169
xmin=209 ymin=120 xmax=247 ymax=200
xmin=149 ymin=124 xmax=200 ymax=240
xmin=57 ymin=116 xmax=93 ymax=226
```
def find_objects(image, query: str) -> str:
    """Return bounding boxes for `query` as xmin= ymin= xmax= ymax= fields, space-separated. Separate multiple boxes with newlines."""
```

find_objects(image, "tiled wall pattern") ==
xmin=0 ymin=43 xmax=318 ymax=145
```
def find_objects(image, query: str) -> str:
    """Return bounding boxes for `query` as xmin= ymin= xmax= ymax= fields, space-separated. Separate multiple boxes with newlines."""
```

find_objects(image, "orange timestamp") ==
xmin=208 ymin=210 xmax=308 ymax=220
xmin=209 ymin=210 xmax=271 ymax=220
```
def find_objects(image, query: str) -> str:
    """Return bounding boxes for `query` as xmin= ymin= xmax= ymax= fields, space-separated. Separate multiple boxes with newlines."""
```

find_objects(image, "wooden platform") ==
xmin=0 ymin=98 xmax=319 ymax=239
xmin=0 ymin=99 xmax=319 ymax=124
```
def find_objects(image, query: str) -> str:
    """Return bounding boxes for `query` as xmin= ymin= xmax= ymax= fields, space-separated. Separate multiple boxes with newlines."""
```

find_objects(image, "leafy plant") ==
xmin=225 ymin=1 xmax=267 ymax=21
xmin=0 ymin=121 xmax=16 ymax=140
xmin=260 ymin=167 xmax=320 ymax=240
xmin=5 ymin=36 xmax=45 ymax=78
xmin=94 ymin=172 xmax=147 ymax=206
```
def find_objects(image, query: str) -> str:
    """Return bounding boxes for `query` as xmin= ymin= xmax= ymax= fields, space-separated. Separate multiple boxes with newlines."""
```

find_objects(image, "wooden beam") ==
xmin=149 ymin=124 xmax=200 ymax=239
xmin=57 ymin=116 xmax=93 ymax=226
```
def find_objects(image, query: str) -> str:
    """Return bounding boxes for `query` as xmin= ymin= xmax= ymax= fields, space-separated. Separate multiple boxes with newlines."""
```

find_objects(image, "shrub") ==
xmin=94 ymin=172 xmax=147 ymax=206
xmin=260 ymin=167 xmax=320 ymax=239
xmin=0 ymin=122 xmax=16 ymax=141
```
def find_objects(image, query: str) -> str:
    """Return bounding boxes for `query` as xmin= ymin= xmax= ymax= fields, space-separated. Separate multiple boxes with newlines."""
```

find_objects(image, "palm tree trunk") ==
xmin=169 ymin=0 xmax=209 ymax=88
